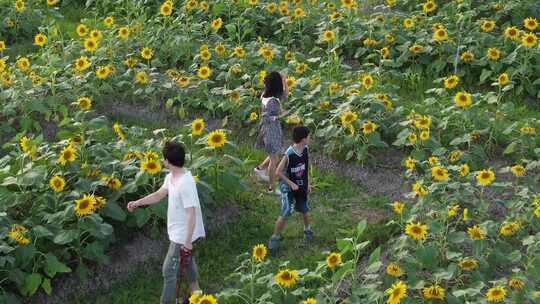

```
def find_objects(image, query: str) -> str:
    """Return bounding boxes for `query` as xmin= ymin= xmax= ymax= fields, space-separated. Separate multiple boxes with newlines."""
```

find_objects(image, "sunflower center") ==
xmin=80 ymin=199 xmax=89 ymax=209
xmin=411 ymin=226 xmax=421 ymax=234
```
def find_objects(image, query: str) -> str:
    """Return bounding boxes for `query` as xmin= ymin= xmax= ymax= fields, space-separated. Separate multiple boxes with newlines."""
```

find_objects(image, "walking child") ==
xmin=127 ymin=141 xmax=205 ymax=304
xmin=254 ymin=71 xmax=289 ymax=195
xmin=268 ymin=126 xmax=313 ymax=251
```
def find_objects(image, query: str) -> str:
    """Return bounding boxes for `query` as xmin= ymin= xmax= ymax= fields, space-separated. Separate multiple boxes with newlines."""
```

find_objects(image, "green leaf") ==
xmin=53 ymin=230 xmax=78 ymax=245
xmin=45 ymin=253 xmax=72 ymax=278
xmin=367 ymin=246 xmax=381 ymax=267
xmin=103 ymin=202 xmax=127 ymax=221
xmin=356 ymin=220 xmax=367 ymax=237
xmin=479 ymin=69 xmax=492 ymax=83
xmin=23 ymin=273 xmax=42 ymax=297
xmin=41 ymin=278 xmax=52 ymax=295
xmin=503 ymin=142 xmax=517 ymax=155
xmin=133 ymin=208 xmax=150 ymax=227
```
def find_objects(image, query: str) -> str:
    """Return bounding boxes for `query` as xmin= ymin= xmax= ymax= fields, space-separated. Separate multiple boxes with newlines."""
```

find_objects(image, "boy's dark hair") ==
xmin=162 ymin=141 xmax=185 ymax=167
xmin=292 ymin=126 xmax=310 ymax=143
xmin=263 ymin=71 xmax=284 ymax=98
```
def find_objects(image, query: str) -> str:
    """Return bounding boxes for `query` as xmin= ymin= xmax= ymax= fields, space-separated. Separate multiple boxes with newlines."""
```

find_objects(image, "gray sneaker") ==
xmin=268 ymin=235 xmax=281 ymax=251
xmin=304 ymin=229 xmax=314 ymax=242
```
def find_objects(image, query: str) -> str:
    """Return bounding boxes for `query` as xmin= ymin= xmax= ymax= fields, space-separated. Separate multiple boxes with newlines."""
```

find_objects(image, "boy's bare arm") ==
xmin=127 ymin=187 xmax=167 ymax=212
xmin=184 ymin=207 xmax=196 ymax=250
xmin=276 ymin=155 xmax=299 ymax=191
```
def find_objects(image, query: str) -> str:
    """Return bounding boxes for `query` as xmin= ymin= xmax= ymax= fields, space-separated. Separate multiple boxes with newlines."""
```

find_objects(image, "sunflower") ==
xmin=409 ymin=44 xmax=424 ymax=54
xmin=386 ymin=263 xmax=403 ymax=277
xmin=185 ymin=0 xmax=198 ymax=11
xmin=403 ymin=18 xmax=414 ymax=29
xmin=476 ymin=169 xmax=495 ymax=186
xmin=322 ymin=30 xmax=335 ymax=42
xmin=508 ymin=278 xmax=524 ymax=290
xmin=74 ymin=194 xmax=96 ymax=217
xmin=135 ymin=71 xmax=149 ymax=85
xmin=90 ymin=30 xmax=102 ymax=41
xmin=457 ymin=258 xmax=477 ymax=272
xmin=422 ymin=0 xmax=437 ymax=14
xmin=124 ymin=57 xmax=138 ymax=68
xmin=467 ymin=225 xmax=486 ymax=240
xmin=15 ymin=0 xmax=25 ymax=12
xmin=447 ymin=205 xmax=459 ymax=217
xmin=197 ymin=295 xmax=218 ymax=304
xmin=140 ymin=47 xmax=154 ymax=60
xmin=74 ymin=56 xmax=91 ymax=72
xmin=340 ymin=111 xmax=358 ymax=126
xmin=252 ymin=244 xmax=267 ymax=262
xmin=326 ymin=252 xmax=342 ymax=269
xmin=303 ymin=298 xmax=316 ymax=304
xmin=76 ymin=24 xmax=88 ymax=37
xmin=423 ymin=285 xmax=445 ymax=300
xmin=431 ymin=29 xmax=449 ymax=43
xmin=392 ymin=201 xmax=405 ymax=215
xmin=0 ymin=40 xmax=5 ymax=51
xmin=295 ymin=63 xmax=308 ymax=74
xmin=524 ymin=17 xmax=538 ymax=31
xmin=481 ymin=20 xmax=496 ymax=32
xmin=486 ymin=286 xmax=506 ymax=302
xmin=206 ymin=17 xmax=223 ymax=33
xmin=405 ymin=222 xmax=428 ymax=240
xmin=442 ymin=75 xmax=459 ymax=89
xmin=293 ymin=7 xmax=306 ymax=18
xmin=77 ymin=96 xmax=92 ymax=110
xmin=266 ymin=3 xmax=277 ymax=13
xmin=197 ymin=65 xmax=212 ymax=79
xmin=118 ymin=27 xmax=130 ymax=39
xmin=385 ymin=281 xmax=407 ymax=304
xmin=408 ymin=133 xmax=417 ymax=143
xmin=454 ymin=91 xmax=472 ymax=108
xmin=497 ymin=73 xmax=509 ymax=86
xmin=419 ymin=130 xmax=429 ymax=141
xmin=487 ymin=48 xmax=501 ymax=60
xmin=16 ymin=57 xmax=30 ymax=71
xmin=404 ymin=157 xmax=416 ymax=170
xmin=460 ymin=50 xmax=474 ymax=62
xmin=431 ymin=166 xmax=449 ymax=181
xmin=191 ymin=119 xmax=205 ymax=136
xmin=49 ymin=175 xmax=66 ymax=192
xmin=8 ymin=224 xmax=30 ymax=245
xmin=535 ymin=206 xmax=540 ymax=219
xmin=499 ymin=222 xmax=520 ymax=236
xmin=341 ymin=0 xmax=354 ymax=9
xmin=520 ymin=126 xmax=535 ymax=135
xmin=94 ymin=196 xmax=107 ymax=209
xmin=102 ymin=176 xmax=122 ymax=190
xmin=199 ymin=1 xmax=209 ymax=10
xmin=275 ymin=269 xmax=299 ymax=288
xmin=96 ymin=66 xmax=109 ymax=79
xmin=207 ymin=130 xmax=227 ymax=148
xmin=84 ymin=38 xmax=98 ymax=52
xmin=361 ymin=75 xmax=374 ymax=89
xmin=509 ymin=164 xmax=525 ymax=177
xmin=380 ymin=47 xmax=390 ymax=59
xmin=70 ymin=135 xmax=84 ymax=146
xmin=0 ymin=59 xmax=7 ymax=73
xmin=521 ymin=32 xmax=537 ymax=48
xmin=34 ymin=33 xmax=47 ymax=47
xmin=160 ymin=2 xmax=173 ymax=16
xmin=141 ymin=159 xmax=162 ymax=175
xmin=200 ymin=49 xmax=212 ymax=61
xmin=214 ymin=43 xmax=226 ymax=56
xmin=362 ymin=121 xmax=377 ymax=135
xmin=259 ymin=46 xmax=273 ymax=63
xmin=503 ymin=26 xmax=520 ymax=41
xmin=59 ymin=145 xmax=77 ymax=165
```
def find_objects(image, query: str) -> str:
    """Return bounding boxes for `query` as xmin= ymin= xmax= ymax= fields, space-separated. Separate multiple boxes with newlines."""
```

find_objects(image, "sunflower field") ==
xmin=1 ymin=0 xmax=539 ymax=303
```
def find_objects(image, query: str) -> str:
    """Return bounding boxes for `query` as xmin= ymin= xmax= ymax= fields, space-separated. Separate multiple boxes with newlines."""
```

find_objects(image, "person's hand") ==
xmin=183 ymin=242 xmax=193 ymax=251
xmin=127 ymin=201 xmax=139 ymax=213
xmin=290 ymin=183 xmax=299 ymax=191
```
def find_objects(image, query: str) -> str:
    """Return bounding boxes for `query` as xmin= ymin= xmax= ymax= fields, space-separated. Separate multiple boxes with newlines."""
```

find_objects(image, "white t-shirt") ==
xmin=162 ymin=171 xmax=205 ymax=245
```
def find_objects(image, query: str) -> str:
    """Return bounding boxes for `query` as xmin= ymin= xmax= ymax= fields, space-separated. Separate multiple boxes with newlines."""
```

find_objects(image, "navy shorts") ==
xmin=280 ymin=190 xmax=310 ymax=218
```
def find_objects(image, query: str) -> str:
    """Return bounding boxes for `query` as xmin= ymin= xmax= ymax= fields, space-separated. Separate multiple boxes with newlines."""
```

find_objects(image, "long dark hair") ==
xmin=262 ymin=71 xmax=284 ymax=98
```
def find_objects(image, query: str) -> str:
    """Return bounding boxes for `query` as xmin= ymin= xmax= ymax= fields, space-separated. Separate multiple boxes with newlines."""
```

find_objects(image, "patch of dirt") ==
xmin=95 ymin=102 xmax=222 ymax=131
xmin=346 ymin=204 xmax=390 ymax=224
xmin=310 ymin=152 xmax=409 ymax=202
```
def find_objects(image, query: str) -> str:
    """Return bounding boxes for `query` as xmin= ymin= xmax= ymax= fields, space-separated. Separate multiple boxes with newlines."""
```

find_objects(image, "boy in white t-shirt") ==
xmin=127 ymin=141 xmax=205 ymax=304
